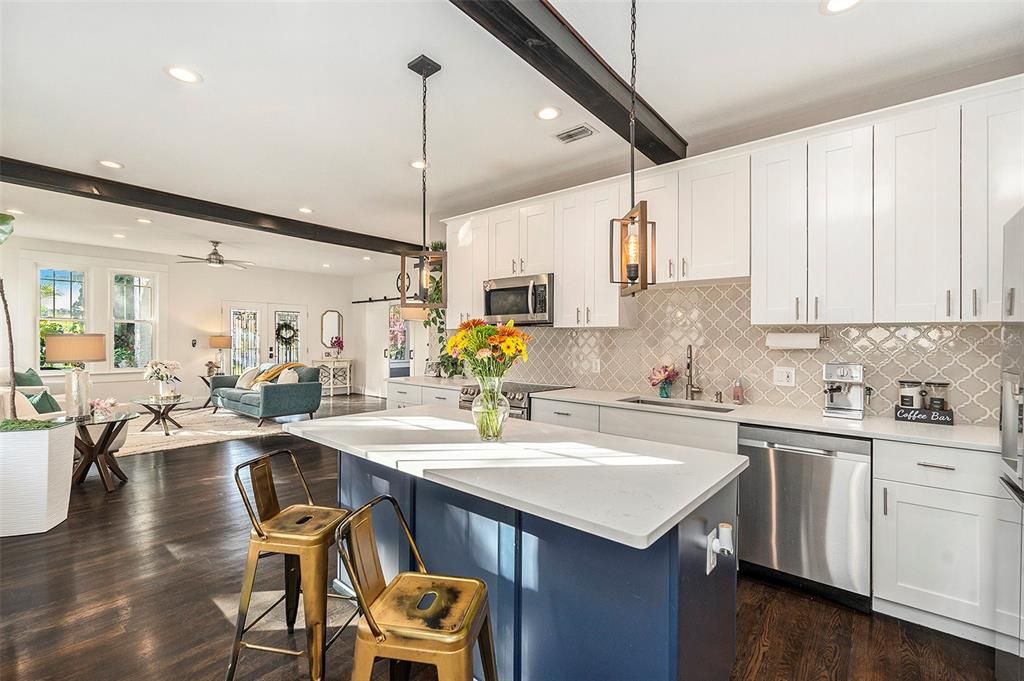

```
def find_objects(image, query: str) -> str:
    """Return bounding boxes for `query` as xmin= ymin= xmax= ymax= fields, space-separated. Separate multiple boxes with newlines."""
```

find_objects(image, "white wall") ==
xmin=0 ymin=235 xmax=360 ymax=404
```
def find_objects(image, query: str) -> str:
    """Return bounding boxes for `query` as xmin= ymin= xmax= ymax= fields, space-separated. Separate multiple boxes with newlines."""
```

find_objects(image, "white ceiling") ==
xmin=1 ymin=0 xmax=1021 ymax=267
xmin=0 ymin=184 xmax=399 ymax=276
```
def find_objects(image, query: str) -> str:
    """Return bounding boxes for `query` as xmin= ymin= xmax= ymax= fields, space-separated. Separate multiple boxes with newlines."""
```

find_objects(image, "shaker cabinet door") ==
xmin=807 ymin=126 xmax=874 ymax=324
xmin=750 ymin=142 xmax=808 ymax=325
xmin=553 ymin=193 xmax=586 ymax=327
xmin=873 ymin=105 xmax=961 ymax=323
xmin=445 ymin=219 xmax=473 ymax=329
xmin=519 ymin=201 xmax=555 ymax=275
xmin=490 ymin=209 xmax=520 ymax=277
xmin=622 ymin=170 xmax=679 ymax=284
xmin=678 ymin=154 xmax=751 ymax=281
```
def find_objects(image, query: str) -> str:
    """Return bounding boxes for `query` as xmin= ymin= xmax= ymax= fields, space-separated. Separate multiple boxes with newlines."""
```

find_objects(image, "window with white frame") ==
xmin=38 ymin=268 xmax=86 ymax=369
xmin=111 ymin=272 xmax=155 ymax=368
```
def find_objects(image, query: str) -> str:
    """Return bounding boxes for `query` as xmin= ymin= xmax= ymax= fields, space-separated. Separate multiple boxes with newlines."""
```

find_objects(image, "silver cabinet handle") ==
xmin=668 ymin=259 xmax=674 ymax=278
xmin=946 ymin=289 xmax=952 ymax=317
xmin=511 ymin=258 xmax=516 ymax=274
xmin=814 ymin=296 xmax=819 ymax=321
xmin=576 ymin=307 xmax=581 ymax=325
xmin=681 ymin=257 xmax=687 ymax=278
xmin=586 ymin=307 xmax=591 ymax=324
xmin=396 ymin=390 xmax=407 ymax=395
xmin=434 ymin=395 xmax=447 ymax=401
xmin=973 ymin=288 xmax=978 ymax=317
xmin=553 ymin=411 xmax=572 ymax=416
xmin=917 ymin=461 xmax=956 ymax=471
xmin=520 ymin=258 xmax=525 ymax=272
xmin=883 ymin=486 xmax=888 ymax=516
xmin=795 ymin=297 xmax=800 ymax=321
xmin=1010 ymin=287 xmax=1017 ymax=317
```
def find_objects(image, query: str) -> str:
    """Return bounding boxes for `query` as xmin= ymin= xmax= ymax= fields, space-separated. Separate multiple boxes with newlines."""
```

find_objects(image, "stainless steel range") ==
xmin=458 ymin=382 xmax=571 ymax=420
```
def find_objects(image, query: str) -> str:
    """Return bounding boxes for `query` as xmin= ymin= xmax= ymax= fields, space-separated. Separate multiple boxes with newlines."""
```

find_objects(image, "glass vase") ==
xmin=659 ymin=382 xmax=672 ymax=399
xmin=471 ymin=376 xmax=510 ymax=441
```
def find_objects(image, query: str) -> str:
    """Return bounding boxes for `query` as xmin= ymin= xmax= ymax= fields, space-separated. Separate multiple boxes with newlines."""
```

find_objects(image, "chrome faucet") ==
xmin=684 ymin=344 xmax=702 ymax=400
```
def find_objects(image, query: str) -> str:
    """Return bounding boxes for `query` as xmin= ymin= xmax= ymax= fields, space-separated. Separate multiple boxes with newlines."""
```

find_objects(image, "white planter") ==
xmin=0 ymin=422 xmax=76 ymax=537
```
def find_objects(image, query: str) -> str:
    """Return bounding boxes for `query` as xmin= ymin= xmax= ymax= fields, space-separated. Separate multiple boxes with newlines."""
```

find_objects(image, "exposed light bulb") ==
xmin=625 ymin=232 xmax=640 ymax=284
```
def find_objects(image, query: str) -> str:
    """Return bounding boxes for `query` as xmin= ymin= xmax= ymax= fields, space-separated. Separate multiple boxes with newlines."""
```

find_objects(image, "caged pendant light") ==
xmin=610 ymin=0 xmax=656 ymax=297
xmin=398 ymin=54 xmax=446 ymax=321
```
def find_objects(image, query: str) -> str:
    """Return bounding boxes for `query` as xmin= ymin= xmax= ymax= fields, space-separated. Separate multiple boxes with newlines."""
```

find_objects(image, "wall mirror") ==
xmin=320 ymin=310 xmax=343 ymax=348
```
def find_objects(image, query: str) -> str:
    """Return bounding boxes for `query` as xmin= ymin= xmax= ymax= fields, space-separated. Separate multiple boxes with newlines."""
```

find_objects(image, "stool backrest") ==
xmin=233 ymin=449 xmax=315 ymax=539
xmin=335 ymin=495 xmax=426 ymax=641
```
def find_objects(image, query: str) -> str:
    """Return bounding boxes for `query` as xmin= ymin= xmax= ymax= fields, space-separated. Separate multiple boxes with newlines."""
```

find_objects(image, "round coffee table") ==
xmin=133 ymin=395 xmax=193 ymax=436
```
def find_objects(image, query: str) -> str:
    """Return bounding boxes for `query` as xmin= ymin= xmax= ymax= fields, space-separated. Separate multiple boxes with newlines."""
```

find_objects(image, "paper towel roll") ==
xmin=765 ymin=332 xmax=820 ymax=350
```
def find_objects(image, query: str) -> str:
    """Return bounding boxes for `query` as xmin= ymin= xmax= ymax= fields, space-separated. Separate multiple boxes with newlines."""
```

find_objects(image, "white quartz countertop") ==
xmin=386 ymin=376 xmax=475 ymax=389
xmin=534 ymin=388 xmax=1000 ymax=453
xmin=284 ymin=406 xmax=748 ymax=549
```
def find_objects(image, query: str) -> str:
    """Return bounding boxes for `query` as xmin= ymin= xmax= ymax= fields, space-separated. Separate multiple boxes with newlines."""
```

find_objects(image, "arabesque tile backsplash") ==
xmin=502 ymin=283 xmax=1002 ymax=425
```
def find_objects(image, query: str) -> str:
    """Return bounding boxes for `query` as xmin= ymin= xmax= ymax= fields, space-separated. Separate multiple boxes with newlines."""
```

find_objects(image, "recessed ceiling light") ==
xmin=322 ymin=263 xmax=331 ymax=268
xmin=536 ymin=107 xmax=561 ymax=121
xmin=409 ymin=159 xmax=429 ymax=169
xmin=136 ymin=218 xmax=152 ymax=224
xmin=112 ymin=233 xmax=126 ymax=239
xmin=99 ymin=160 xmax=124 ymax=169
xmin=298 ymin=207 xmax=314 ymax=214
xmin=362 ymin=256 xmax=371 ymax=261
xmin=820 ymin=0 xmax=862 ymax=14
xmin=165 ymin=66 xmax=203 ymax=84
xmin=6 ymin=208 xmax=24 ymax=215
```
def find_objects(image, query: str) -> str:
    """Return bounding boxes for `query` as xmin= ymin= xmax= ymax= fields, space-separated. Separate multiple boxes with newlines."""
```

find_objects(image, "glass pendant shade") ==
xmin=609 ymin=200 xmax=656 ymax=296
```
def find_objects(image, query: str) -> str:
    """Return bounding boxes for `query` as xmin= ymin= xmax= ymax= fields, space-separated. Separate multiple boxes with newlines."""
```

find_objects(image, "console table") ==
xmin=312 ymin=358 xmax=352 ymax=396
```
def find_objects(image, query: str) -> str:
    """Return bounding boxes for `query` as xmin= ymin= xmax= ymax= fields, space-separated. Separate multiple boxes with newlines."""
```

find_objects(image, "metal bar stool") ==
xmin=225 ymin=449 xmax=354 ymax=681
xmin=336 ymin=495 xmax=499 ymax=681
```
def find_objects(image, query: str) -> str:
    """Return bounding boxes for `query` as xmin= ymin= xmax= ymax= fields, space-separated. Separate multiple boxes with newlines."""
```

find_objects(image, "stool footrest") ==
xmin=240 ymin=641 xmax=304 ymax=657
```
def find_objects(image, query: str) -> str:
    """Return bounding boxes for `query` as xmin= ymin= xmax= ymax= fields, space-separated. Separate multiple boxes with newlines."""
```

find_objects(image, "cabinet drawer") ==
xmin=386 ymin=383 xmax=422 ymax=404
xmin=422 ymin=387 xmax=460 ymax=406
xmin=873 ymin=440 xmax=1006 ymax=498
xmin=530 ymin=399 xmax=599 ymax=432
xmin=599 ymin=407 xmax=738 ymax=454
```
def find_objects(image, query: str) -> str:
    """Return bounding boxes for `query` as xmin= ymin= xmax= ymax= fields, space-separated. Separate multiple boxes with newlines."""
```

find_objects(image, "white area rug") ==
xmin=115 ymin=407 xmax=284 ymax=457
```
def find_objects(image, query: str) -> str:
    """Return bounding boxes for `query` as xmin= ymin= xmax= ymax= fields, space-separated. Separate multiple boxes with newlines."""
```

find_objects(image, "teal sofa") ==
xmin=210 ymin=364 xmax=322 ymax=426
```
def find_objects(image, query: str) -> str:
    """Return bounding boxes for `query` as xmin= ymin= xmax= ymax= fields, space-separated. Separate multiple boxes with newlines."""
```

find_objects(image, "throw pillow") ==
xmin=13 ymin=368 xmax=44 ymax=387
xmin=277 ymin=368 xmax=300 ymax=384
xmin=28 ymin=391 xmax=61 ymax=414
xmin=0 ymin=388 xmax=39 ymax=420
xmin=237 ymin=366 xmax=260 ymax=390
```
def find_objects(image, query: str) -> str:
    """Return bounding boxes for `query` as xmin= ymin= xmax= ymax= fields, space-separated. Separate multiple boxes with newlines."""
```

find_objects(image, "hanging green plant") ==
xmin=275 ymin=321 xmax=299 ymax=347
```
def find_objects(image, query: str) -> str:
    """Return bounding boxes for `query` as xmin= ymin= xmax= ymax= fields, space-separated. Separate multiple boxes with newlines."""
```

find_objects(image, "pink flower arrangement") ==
xmin=648 ymin=364 xmax=680 ymax=388
xmin=330 ymin=336 xmax=344 ymax=351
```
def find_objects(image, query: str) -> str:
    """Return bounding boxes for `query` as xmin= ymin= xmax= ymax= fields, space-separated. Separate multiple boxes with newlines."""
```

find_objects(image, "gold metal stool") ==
xmin=225 ymin=449 xmax=353 ymax=681
xmin=336 ymin=495 xmax=499 ymax=681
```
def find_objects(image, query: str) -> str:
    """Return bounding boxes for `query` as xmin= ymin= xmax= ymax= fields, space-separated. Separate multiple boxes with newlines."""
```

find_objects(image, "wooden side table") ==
xmin=199 ymin=375 xmax=214 ymax=408
xmin=312 ymin=358 xmax=352 ymax=397
xmin=69 ymin=412 xmax=139 ymax=493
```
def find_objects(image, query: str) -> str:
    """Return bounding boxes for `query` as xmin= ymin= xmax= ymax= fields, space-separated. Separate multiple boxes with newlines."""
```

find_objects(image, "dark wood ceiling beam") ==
xmin=451 ymin=0 xmax=687 ymax=164
xmin=0 ymin=157 xmax=421 ymax=256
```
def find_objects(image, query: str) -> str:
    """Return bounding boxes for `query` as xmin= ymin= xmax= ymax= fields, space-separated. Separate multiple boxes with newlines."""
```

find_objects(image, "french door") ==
xmin=222 ymin=301 xmax=307 ymax=374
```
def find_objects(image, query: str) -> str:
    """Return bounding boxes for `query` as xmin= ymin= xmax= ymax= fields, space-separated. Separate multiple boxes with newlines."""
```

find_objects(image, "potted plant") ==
xmin=0 ymin=212 xmax=77 ymax=537
xmin=423 ymin=241 xmax=464 ymax=378
xmin=143 ymin=359 xmax=182 ymax=397
xmin=446 ymin=319 xmax=531 ymax=440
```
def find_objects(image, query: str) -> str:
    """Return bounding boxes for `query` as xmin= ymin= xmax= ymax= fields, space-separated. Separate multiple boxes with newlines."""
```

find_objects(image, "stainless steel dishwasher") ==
xmin=737 ymin=425 xmax=871 ymax=601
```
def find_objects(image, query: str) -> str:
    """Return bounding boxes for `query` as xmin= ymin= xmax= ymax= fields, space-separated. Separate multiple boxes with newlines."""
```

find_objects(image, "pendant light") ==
xmin=610 ymin=0 xmax=656 ymax=297
xmin=399 ymin=54 xmax=446 ymax=321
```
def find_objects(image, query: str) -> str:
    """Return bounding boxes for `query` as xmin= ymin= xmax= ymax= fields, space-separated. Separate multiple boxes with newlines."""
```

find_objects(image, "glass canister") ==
xmin=924 ymin=381 xmax=950 ymax=411
xmin=898 ymin=379 xmax=924 ymax=409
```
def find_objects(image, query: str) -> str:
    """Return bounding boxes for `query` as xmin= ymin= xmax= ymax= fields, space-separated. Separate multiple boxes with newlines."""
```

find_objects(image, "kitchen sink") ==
xmin=618 ymin=397 xmax=735 ymax=413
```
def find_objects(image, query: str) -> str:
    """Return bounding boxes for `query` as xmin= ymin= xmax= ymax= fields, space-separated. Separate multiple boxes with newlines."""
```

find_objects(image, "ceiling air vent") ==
xmin=555 ymin=124 xmax=596 ymax=144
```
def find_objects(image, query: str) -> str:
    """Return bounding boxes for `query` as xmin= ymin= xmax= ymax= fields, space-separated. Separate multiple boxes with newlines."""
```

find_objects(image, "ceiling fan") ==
xmin=176 ymin=241 xmax=255 ymax=270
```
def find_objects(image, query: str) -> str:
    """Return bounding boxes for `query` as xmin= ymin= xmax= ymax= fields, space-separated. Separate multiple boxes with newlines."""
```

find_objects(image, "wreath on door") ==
xmin=275 ymin=321 xmax=299 ymax=347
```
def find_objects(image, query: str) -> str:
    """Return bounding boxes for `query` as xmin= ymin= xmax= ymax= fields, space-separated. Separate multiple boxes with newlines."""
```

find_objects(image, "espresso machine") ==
xmin=822 ymin=362 xmax=866 ymax=420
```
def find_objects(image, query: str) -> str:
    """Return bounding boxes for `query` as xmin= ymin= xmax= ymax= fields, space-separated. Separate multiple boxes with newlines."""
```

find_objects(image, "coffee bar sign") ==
xmin=894 ymin=406 xmax=955 ymax=426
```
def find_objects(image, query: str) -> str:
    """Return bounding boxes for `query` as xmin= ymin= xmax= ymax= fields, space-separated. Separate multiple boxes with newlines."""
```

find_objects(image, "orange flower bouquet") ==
xmin=446 ymin=319 xmax=532 ymax=440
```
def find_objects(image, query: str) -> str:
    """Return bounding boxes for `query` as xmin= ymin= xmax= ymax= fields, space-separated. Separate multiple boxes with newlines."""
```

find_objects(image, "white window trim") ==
xmin=108 ymin=268 xmax=160 ymax=374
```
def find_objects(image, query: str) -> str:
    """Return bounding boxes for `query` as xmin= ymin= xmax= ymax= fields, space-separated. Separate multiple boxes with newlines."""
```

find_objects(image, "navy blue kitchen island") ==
xmin=285 ymin=407 xmax=747 ymax=681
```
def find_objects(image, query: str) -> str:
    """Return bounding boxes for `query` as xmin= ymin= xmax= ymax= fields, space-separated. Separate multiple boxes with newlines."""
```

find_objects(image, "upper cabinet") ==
xmin=445 ymin=214 xmax=490 ymax=329
xmin=873 ymin=106 xmax=961 ymax=323
xmin=678 ymin=155 xmax=750 ymax=281
xmin=963 ymin=89 xmax=1024 ymax=322
xmin=489 ymin=202 xmax=555 ymax=278
xmin=807 ymin=126 xmax=875 ymax=325
xmin=620 ymin=171 xmax=679 ymax=283
xmin=750 ymin=142 xmax=808 ymax=325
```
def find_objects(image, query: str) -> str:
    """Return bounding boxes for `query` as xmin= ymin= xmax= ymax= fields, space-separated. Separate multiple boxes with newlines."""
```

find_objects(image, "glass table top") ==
xmin=57 ymin=411 xmax=140 ymax=427
xmin=133 ymin=395 xmax=193 ymax=407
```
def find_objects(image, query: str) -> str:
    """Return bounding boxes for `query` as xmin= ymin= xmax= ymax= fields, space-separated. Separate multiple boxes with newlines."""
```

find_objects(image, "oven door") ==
xmin=482 ymin=274 xmax=552 ymax=326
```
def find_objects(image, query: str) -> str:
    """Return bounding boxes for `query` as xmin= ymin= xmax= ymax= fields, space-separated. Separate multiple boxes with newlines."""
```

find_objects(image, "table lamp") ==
xmin=44 ymin=333 xmax=106 ymax=418
xmin=209 ymin=335 xmax=232 ymax=374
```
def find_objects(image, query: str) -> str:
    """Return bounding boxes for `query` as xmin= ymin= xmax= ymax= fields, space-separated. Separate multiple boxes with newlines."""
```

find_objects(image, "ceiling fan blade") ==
xmin=224 ymin=263 xmax=247 ymax=271
xmin=176 ymin=255 xmax=205 ymax=261
xmin=175 ymin=260 xmax=208 ymax=264
xmin=224 ymin=260 xmax=256 ymax=266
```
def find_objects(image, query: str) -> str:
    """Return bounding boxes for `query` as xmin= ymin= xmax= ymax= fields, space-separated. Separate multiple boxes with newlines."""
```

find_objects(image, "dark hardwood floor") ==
xmin=0 ymin=396 xmax=995 ymax=681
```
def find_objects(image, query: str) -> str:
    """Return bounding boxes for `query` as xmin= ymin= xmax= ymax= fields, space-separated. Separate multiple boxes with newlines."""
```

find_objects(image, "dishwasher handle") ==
xmin=738 ymin=438 xmax=871 ymax=463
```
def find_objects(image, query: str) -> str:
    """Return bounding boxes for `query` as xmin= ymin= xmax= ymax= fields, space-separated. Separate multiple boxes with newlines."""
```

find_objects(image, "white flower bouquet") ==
xmin=143 ymin=360 xmax=182 ymax=384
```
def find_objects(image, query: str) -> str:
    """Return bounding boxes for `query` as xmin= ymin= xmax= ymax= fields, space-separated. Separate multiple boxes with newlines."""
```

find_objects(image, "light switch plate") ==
xmin=590 ymin=358 xmax=601 ymax=374
xmin=773 ymin=366 xmax=796 ymax=387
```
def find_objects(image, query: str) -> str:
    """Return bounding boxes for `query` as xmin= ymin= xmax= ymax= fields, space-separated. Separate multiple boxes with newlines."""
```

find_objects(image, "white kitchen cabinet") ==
xmin=620 ymin=170 xmax=679 ymax=284
xmin=750 ymin=142 xmax=808 ymax=324
xmin=489 ymin=203 xmax=554 ymax=278
xmin=445 ymin=214 xmax=490 ymax=328
xmin=873 ymin=479 xmax=1015 ymax=632
xmin=598 ymin=407 xmax=738 ymax=454
xmin=530 ymin=398 xmax=600 ymax=431
xmin=555 ymin=186 xmax=637 ymax=329
xmin=963 ymin=89 xmax=1024 ymax=322
xmin=807 ymin=126 xmax=874 ymax=324
xmin=874 ymin=106 xmax=961 ymax=323
xmin=678 ymin=154 xmax=750 ymax=281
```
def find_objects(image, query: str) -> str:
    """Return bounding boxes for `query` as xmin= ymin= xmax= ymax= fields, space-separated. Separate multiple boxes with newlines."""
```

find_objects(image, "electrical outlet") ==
xmin=591 ymin=358 xmax=601 ymax=374
xmin=706 ymin=528 xmax=718 ymax=575
xmin=773 ymin=366 xmax=796 ymax=387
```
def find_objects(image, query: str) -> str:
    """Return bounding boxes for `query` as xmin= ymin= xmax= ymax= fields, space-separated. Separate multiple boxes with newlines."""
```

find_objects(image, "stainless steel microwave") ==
xmin=482 ymin=274 xmax=553 ymax=326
